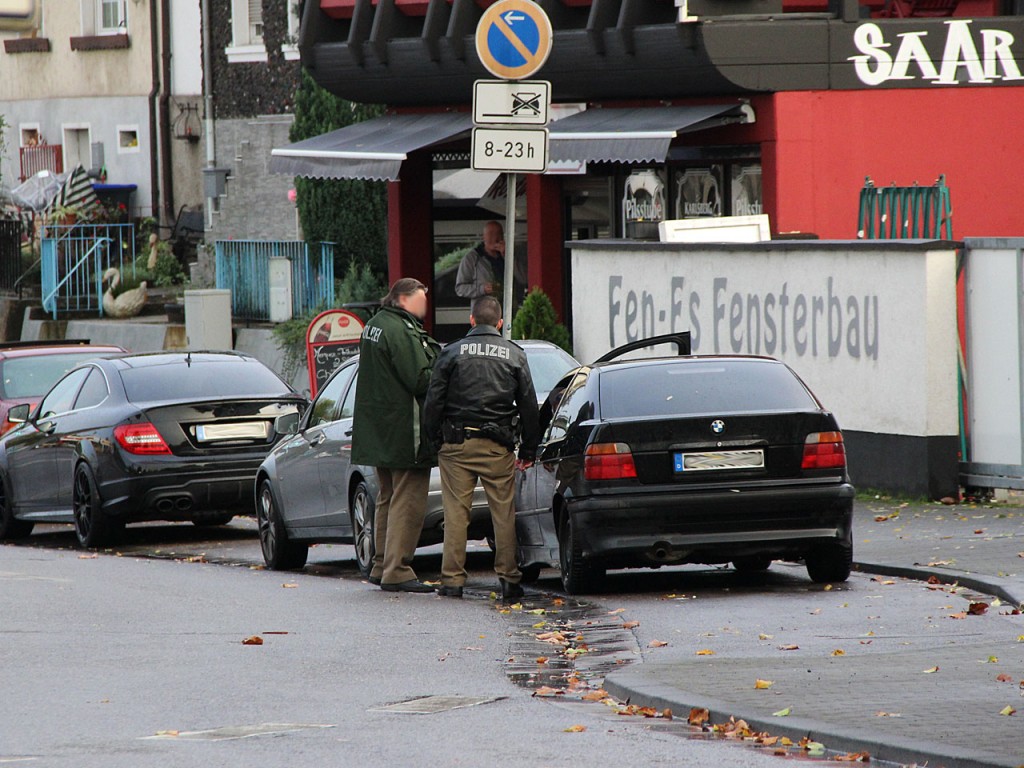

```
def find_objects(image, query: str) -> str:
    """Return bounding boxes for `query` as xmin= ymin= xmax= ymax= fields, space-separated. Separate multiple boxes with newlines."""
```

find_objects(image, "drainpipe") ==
xmin=201 ymin=0 xmax=216 ymax=230
xmin=159 ymin=0 xmax=174 ymax=222
xmin=148 ymin=0 xmax=161 ymax=219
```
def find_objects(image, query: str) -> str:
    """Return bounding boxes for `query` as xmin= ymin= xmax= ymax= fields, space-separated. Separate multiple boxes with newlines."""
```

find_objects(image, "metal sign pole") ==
xmin=503 ymin=170 xmax=516 ymax=339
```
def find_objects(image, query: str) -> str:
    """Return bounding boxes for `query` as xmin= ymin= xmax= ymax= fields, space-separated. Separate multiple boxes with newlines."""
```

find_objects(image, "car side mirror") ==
xmin=274 ymin=412 xmax=301 ymax=436
xmin=7 ymin=403 xmax=30 ymax=424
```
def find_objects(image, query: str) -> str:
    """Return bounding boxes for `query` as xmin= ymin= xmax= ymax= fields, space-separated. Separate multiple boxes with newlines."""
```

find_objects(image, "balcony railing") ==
xmin=19 ymin=145 xmax=64 ymax=182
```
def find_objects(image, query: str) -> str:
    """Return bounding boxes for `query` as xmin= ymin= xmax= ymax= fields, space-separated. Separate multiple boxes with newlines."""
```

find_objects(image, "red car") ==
xmin=0 ymin=341 xmax=127 ymax=434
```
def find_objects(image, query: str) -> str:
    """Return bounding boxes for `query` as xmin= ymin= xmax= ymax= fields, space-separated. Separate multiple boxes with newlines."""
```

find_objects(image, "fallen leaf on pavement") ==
xmin=824 ymin=584 xmax=833 ymax=591
xmin=834 ymin=751 xmax=871 ymax=762
xmin=809 ymin=608 xmax=822 ymax=615
xmin=154 ymin=730 xmax=180 ymax=737
xmin=622 ymin=621 xmax=640 ymax=629
xmin=695 ymin=649 xmax=715 ymax=656
xmin=875 ymin=711 xmax=901 ymax=717
xmin=552 ymin=598 xmax=565 ymax=606
xmin=772 ymin=707 xmax=791 ymax=717
xmin=78 ymin=553 xmax=98 ymax=559
xmin=831 ymin=649 xmax=846 ymax=656
xmin=282 ymin=583 xmax=298 ymax=588
xmin=242 ymin=636 xmax=263 ymax=645
xmin=968 ymin=602 xmax=989 ymax=615
xmin=648 ymin=640 xmax=669 ymax=648
xmin=581 ymin=689 xmax=609 ymax=702
xmin=532 ymin=621 xmax=546 ymax=629
xmin=535 ymin=657 xmax=549 ymax=664
xmin=974 ymin=529 xmax=986 ymax=534
xmin=982 ymin=656 xmax=998 ymax=664
xmin=922 ymin=666 xmax=939 ymax=673
xmin=780 ymin=737 xmax=794 ymax=746
xmin=608 ymin=608 xmax=626 ymax=615
xmin=532 ymin=686 xmax=563 ymax=697
xmin=563 ymin=724 xmax=587 ymax=732
xmin=927 ymin=575 xmax=942 ymax=584
xmin=948 ymin=612 xmax=967 ymax=620
xmin=996 ymin=673 xmax=1014 ymax=683
xmin=777 ymin=644 xmax=800 ymax=651
xmin=1018 ymin=551 xmax=1024 ymax=558
xmin=1018 ymin=635 xmax=1024 ymax=643
xmin=688 ymin=707 xmax=710 ymax=726
xmin=874 ymin=513 xmax=897 ymax=522
xmin=759 ymin=633 xmax=774 ymax=640
xmin=755 ymin=679 xmax=774 ymax=689
xmin=998 ymin=705 xmax=1016 ymax=716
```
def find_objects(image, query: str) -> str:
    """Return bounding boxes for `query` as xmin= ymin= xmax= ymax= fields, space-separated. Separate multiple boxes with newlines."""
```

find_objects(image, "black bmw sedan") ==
xmin=515 ymin=336 xmax=855 ymax=594
xmin=0 ymin=351 xmax=306 ymax=548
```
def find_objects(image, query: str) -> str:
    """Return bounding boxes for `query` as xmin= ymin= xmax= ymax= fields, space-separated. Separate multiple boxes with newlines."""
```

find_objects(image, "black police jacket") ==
xmin=423 ymin=325 xmax=540 ymax=460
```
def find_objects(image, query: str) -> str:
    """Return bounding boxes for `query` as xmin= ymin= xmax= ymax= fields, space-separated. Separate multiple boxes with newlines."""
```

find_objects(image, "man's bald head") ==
xmin=483 ymin=221 xmax=505 ymax=255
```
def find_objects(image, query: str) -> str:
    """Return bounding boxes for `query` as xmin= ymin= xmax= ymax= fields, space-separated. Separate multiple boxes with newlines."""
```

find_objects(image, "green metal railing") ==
xmin=857 ymin=175 xmax=953 ymax=240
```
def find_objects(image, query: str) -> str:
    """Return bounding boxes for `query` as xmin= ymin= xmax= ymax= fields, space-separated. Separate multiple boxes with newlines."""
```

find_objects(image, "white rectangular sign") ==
xmin=471 ymin=127 xmax=548 ymax=173
xmin=473 ymin=80 xmax=551 ymax=126
xmin=569 ymin=242 xmax=959 ymax=439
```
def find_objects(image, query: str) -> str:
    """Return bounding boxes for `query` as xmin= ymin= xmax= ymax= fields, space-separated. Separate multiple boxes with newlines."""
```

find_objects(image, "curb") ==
xmin=603 ymin=667 xmax=1019 ymax=768
xmin=853 ymin=559 xmax=1024 ymax=607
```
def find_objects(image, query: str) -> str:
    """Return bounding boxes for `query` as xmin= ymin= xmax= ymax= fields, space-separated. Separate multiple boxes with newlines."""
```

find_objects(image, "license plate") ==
xmin=674 ymin=449 xmax=765 ymax=472
xmin=196 ymin=422 xmax=269 ymax=442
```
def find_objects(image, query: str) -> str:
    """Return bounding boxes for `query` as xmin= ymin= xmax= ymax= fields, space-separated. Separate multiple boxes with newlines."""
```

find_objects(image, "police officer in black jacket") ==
xmin=423 ymin=296 xmax=539 ymax=600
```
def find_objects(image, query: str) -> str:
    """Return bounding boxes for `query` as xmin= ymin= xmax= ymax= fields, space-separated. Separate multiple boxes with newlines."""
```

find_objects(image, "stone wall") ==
xmin=206 ymin=115 xmax=299 ymax=242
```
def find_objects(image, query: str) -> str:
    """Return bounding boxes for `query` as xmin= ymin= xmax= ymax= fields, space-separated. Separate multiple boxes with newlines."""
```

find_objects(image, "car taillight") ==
xmin=801 ymin=431 xmax=845 ymax=469
xmin=584 ymin=442 xmax=638 ymax=480
xmin=114 ymin=423 xmax=172 ymax=455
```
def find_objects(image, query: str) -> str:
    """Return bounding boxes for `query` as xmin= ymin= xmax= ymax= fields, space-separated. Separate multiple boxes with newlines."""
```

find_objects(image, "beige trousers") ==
xmin=371 ymin=467 xmax=430 ymax=585
xmin=438 ymin=438 xmax=521 ymax=586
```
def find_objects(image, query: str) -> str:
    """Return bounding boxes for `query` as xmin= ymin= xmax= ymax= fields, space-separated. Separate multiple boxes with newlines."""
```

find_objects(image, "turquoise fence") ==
xmin=215 ymin=240 xmax=335 ymax=321
xmin=41 ymin=223 xmax=137 ymax=319
xmin=857 ymin=175 xmax=953 ymax=240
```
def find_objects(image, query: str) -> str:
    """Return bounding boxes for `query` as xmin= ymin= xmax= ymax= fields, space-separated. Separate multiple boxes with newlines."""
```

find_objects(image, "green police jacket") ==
xmin=351 ymin=305 xmax=441 ymax=469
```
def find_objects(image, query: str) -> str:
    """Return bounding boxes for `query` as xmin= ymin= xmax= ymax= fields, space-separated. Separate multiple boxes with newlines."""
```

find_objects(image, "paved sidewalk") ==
xmin=605 ymin=498 xmax=1024 ymax=768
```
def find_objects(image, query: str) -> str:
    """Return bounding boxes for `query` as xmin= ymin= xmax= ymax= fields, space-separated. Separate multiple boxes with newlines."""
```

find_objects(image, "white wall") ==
xmin=570 ymin=241 xmax=959 ymax=439
xmin=170 ymin=0 xmax=203 ymax=96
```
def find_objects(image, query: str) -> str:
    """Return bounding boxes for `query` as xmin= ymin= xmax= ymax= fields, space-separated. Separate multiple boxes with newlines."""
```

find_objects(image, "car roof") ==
xmin=590 ymin=354 xmax=785 ymax=372
xmin=0 ymin=342 xmax=127 ymax=359
xmin=105 ymin=351 xmax=258 ymax=369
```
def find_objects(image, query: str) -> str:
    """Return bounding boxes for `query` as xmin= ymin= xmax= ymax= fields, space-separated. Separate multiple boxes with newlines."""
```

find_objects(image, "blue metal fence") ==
xmin=215 ymin=240 xmax=335 ymax=321
xmin=40 ymin=223 xmax=137 ymax=319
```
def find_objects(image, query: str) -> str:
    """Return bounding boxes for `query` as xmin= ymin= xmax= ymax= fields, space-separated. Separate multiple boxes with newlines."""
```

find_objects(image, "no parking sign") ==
xmin=475 ymin=0 xmax=553 ymax=80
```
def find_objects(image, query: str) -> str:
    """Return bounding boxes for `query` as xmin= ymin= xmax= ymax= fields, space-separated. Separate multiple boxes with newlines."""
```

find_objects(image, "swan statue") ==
xmin=102 ymin=267 xmax=148 ymax=318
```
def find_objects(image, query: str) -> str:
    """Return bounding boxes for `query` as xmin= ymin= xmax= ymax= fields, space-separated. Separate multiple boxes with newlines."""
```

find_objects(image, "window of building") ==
xmin=20 ymin=125 xmax=40 ymax=147
xmin=282 ymin=1 xmax=300 ymax=60
xmin=97 ymin=0 xmax=124 ymax=33
xmin=226 ymin=0 xmax=267 ymax=63
xmin=117 ymin=125 xmax=139 ymax=154
xmin=62 ymin=125 xmax=91 ymax=170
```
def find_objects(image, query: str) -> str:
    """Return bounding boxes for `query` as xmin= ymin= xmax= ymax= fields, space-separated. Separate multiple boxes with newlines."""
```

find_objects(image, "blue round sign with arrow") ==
xmin=475 ymin=0 xmax=553 ymax=80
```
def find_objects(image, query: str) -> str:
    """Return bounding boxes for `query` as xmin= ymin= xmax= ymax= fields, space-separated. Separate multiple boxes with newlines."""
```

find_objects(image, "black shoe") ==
xmin=367 ymin=576 xmax=382 ymax=586
xmin=437 ymin=585 xmax=464 ymax=598
xmin=499 ymin=579 xmax=524 ymax=601
xmin=381 ymin=579 xmax=435 ymax=593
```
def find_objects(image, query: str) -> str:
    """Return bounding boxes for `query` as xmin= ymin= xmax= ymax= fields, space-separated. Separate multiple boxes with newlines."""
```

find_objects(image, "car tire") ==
xmin=519 ymin=563 xmax=543 ymax=584
xmin=733 ymin=554 xmax=773 ymax=573
xmin=350 ymin=480 xmax=376 ymax=580
xmin=192 ymin=513 xmax=235 ymax=527
xmin=0 ymin=473 xmax=33 ymax=540
xmin=558 ymin=510 xmax=604 ymax=595
xmin=805 ymin=541 xmax=853 ymax=583
xmin=256 ymin=479 xmax=308 ymax=571
xmin=73 ymin=463 xmax=122 ymax=549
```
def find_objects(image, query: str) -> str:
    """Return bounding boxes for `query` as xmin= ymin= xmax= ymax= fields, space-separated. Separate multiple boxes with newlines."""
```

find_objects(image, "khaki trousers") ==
xmin=371 ymin=467 xmax=430 ymax=585
xmin=438 ymin=438 xmax=521 ymax=586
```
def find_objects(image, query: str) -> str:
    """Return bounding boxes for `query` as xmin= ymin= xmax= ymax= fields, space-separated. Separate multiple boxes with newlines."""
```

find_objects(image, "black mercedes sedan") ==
xmin=515 ymin=335 xmax=855 ymax=594
xmin=0 ymin=351 xmax=306 ymax=548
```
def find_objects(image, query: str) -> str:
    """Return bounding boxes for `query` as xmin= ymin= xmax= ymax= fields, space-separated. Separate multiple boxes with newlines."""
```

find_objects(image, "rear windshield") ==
xmin=599 ymin=360 xmax=817 ymax=419
xmin=120 ymin=360 xmax=291 ymax=403
xmin=0 ymin=353 xmax=111 ymax=399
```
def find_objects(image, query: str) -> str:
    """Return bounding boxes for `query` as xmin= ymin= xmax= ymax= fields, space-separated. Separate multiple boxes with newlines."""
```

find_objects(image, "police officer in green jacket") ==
xmin=351 ymin=278 xmax=441 ymax=593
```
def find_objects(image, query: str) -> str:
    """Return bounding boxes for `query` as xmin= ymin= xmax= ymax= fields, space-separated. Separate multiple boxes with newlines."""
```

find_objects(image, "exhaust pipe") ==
xmin=156 ymin=498 xmax=174 ymax=513
xmin=174 ymin=496 xmax=193 ymax=512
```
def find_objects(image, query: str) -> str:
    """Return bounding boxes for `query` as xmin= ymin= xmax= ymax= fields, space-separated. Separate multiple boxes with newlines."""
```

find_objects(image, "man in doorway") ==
xmin=455 ymin=220 xmax=526 ymax=304
xmin=351 ymin=277 xmax=441 ymax=593
xmin=423 ymin=295 xmax=540 ymax=601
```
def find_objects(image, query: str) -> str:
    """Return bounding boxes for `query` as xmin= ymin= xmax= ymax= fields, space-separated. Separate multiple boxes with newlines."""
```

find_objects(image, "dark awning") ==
xmin=270 ymin=112 xmax=472 ymax=181
xmin=548 ymin=103 xmax=753 ymax=164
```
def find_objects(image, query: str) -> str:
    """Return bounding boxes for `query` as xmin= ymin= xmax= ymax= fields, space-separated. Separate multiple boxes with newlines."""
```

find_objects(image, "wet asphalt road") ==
xmin=2 ymin=517 xmax=1013 ymax=767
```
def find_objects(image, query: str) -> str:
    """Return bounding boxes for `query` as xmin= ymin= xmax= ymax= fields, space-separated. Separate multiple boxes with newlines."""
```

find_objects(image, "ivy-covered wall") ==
xmin=209 ymin=0 xmax=300 ymax=119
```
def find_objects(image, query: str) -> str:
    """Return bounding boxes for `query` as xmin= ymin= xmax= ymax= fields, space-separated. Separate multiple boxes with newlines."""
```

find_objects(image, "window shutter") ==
xmin=248 ymin=0 xmax=263 ymax=23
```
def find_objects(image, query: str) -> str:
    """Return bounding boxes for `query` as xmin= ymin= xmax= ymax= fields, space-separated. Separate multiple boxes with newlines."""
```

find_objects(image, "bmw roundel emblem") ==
xmin=711 ymin=420 xmax=725 ymax=434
